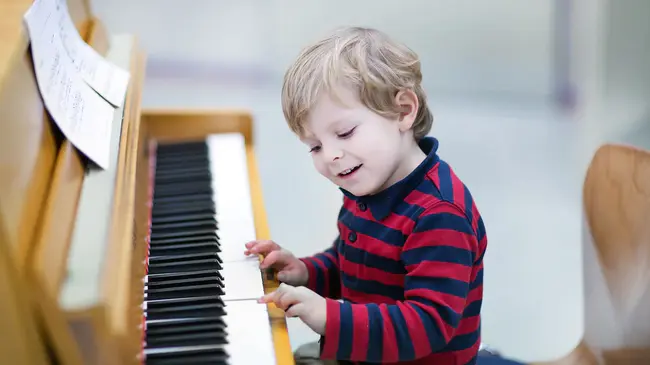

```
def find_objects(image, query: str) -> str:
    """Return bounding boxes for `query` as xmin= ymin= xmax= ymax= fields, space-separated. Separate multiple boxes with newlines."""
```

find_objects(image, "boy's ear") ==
xmin=395 ymin=89 xmax=419 ymax=132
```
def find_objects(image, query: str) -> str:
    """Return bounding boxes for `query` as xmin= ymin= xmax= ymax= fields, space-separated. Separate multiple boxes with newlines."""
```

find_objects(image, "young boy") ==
xmin=245 ymin=26 xmax=487 ymax=365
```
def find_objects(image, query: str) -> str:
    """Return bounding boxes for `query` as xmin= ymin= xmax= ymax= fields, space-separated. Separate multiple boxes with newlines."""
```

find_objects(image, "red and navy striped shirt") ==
xmin=300 ymin=136 xmax=487 ymax=364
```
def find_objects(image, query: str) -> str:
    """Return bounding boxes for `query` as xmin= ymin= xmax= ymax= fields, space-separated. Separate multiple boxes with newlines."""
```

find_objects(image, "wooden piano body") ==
xmin=0 ymin=0 xmax=294 ymax=364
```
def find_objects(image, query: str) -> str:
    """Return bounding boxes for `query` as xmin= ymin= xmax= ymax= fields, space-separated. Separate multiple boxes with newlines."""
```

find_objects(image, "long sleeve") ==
xmin=320 ymin=202 xmax=478 ymax=363
xmin=299 ymin=236 xmax=342 ymax=299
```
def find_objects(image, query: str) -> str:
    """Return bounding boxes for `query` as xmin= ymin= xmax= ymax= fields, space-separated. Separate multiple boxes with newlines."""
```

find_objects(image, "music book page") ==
xmin=54 ymin=0 xmax=130 ymax=107
xmin=24 ymin=0 xmax=114 ymax=169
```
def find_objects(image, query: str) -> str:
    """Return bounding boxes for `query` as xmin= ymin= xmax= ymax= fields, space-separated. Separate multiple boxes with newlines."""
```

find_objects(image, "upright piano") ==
xmin=0 ymin=0 xmax=294 ymax=364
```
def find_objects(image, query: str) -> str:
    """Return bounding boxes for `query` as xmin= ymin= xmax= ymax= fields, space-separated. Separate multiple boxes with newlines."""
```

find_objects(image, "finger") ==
xmin=258 ymin=289 xmax=279 ymax=304
xmin=277 ymin=267 xmax=302 ymax=284
xmin=257 ymin=282 xmax=289 ymax=304
xmin=285 ymin=302 xmax=305 ymax=318
xmin=258 ymin=283 xmax=298 ymax=310
xmin=244 ymin=242 xmax=255 ymax=255
xmin=259 ymin=250 xmax=291 ymax=269
xmin=244 ymin=240 xmax=275 ymax=256
xmin=276 ymin=287 xmax=301 ymax=311
xmin=248 ymin=240 xmax=280 ymax=255
xmin=276 ymin=270 xmax=290 ymax=282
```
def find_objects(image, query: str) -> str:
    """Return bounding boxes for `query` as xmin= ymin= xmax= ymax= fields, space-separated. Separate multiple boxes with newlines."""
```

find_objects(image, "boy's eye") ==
xmin=337 ymin=127 xmax=356 ymax=138
xmin=309 ymin=146 xmax=321 ymax=153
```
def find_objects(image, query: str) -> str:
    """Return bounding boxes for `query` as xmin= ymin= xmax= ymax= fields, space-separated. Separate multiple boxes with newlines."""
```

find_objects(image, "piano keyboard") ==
xmin=141 ymin=134 xmax=276 ymax=365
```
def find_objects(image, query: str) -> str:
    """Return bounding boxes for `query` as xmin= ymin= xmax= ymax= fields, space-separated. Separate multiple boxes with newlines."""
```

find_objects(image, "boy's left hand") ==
xmin=258 ymin=283 xmax=326 ymax=335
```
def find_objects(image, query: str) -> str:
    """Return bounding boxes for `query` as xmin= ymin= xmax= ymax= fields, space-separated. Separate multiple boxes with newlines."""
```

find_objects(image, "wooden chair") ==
xmin=532 ymin=143 xmax=650 ymax=365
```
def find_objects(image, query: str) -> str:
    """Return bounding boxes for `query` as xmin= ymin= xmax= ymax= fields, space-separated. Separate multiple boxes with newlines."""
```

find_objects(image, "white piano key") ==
xmin=221 ymin=260 xmax=266 ymax=301
xmin=207 ymin=133 xmax=259 ymax=263
xmin=223 ymin=299 xmax=276 ymax=365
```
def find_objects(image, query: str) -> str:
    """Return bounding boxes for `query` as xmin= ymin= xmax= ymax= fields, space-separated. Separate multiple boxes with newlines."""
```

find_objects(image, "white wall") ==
xmin=572 ymin=0 xmax=650 ymax=142
xmin=264 ymin=0 xmax=556 ymax=98
xmin=602 ymin=0 xmax=650 ymax=131
xmin=90 ymin=0 xmax=557 ymax=99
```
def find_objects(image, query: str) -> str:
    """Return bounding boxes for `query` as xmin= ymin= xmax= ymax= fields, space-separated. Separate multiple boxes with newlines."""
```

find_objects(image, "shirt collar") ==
xmin=340 ymin=136 xmax=440 ymax=221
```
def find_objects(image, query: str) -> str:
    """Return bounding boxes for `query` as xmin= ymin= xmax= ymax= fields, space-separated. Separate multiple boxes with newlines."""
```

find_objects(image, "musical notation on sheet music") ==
xmin=23 ymin=0 xmax=115 ymax=169
xmin=53 ymin=0 xmax=130 ymax=108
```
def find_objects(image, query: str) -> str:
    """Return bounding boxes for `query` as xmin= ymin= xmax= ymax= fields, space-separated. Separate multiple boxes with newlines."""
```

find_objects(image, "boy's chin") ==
xmin=336 ymin=182 xmax=377 ymax=197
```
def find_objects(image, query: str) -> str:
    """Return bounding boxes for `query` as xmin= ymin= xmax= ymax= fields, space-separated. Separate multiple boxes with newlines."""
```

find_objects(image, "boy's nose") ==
xmin=323 ymin=146 xmax=343 ymax=161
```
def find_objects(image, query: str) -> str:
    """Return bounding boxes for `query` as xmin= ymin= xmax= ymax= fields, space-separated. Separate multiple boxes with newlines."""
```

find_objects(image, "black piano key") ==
xmin=155 ymin=164 xmax=209 ymax=175
xmin=149 ymin=229 xmax=219 ymax=242
xmin=149 ymin=234 xmax=219 ymax=246
xmin=153 ymin=185 xmax=213 ymax=199
xmin=145 ymin=317 xmax=226 ymax=337
xmin=146 ymin=274 xmax=223 ymax=289
xmin=144 ymin=346 xmax=228 ymax=365
xmin=156 ymin=148 xmax=209 ymax=156
xmin=151 ymin=200 xmax=216 ymax=219
xmin=155 ymin=159 xmax=210 ymax=172
xmin=145 ymin=318 xmax=227 ymax=342
xmin=154 ymin=179 xmax=212 ymax=189
xmin=147 ymin=258 xmax=222 ymax=275
xmin=145 ymin=283 xmax=225 ymax=301
xmin=146 ymin=269 xmax=225 ymax=284
xmin=156 ymin=145 xmax=208 ymax=155
xmin=149 ymin=242 xmax=220 ymax=257
xmin=154 ymin=170 xmax=210 ymax=180
xmin=147 ymin=255 xmax=222 ymax=269
xmin=146 ymin=316 xmax=226 ymax=329
xmin=156 ymin=155 xmax=209 ymax=165
xmin=146 ymin=330 xmax=228 ymax=349
xmin=143 ymin=140 xmax=233 ymax=364
xmin=153 ymin=192 xmax=213 ymax=205
xmin=144 ymin=296 xmax=226 ymax=320
xmin=151 ymin=218 xmax=217 ymax=232
xmin=154 ymin=178 xmax=212 ymax=189
xmin=152 ymin=200 xmax=215 ymax=214
xmin=146 ymin=273 xmax=223 ymax=287
xmin=154 ymin=167 xmax=211 ymax=178
xmin=148 ymin=251 xmax=222 ymax=264
xmin=152 ymin=212 xmax=218 ymax=225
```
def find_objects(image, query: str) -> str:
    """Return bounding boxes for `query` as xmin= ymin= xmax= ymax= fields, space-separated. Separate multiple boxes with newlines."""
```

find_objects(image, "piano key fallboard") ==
xmin=141 ymin=134 xmax=276 ymax=365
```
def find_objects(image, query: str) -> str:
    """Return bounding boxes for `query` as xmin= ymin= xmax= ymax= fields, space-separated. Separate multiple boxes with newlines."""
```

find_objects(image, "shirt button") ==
xmin=358 ymin=202 xmax=367 ymax=211
xmin=348 ymin=231 xmax=357 ymax=243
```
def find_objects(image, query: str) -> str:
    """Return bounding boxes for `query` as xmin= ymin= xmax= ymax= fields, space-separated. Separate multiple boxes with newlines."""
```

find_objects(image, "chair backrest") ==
xmin=581 ymin=143 xmax=650 ymax=364
xmin=532 ymin=144 xmax=650 ymax=365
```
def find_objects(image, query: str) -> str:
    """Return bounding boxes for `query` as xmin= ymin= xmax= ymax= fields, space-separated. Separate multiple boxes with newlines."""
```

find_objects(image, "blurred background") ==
xmin=90 ymin=0 xmax=650 ymax=361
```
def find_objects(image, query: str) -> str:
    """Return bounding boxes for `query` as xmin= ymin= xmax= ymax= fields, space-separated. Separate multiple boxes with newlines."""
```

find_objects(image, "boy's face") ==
xmin=300 ymin=85 xmax=419 ymax=196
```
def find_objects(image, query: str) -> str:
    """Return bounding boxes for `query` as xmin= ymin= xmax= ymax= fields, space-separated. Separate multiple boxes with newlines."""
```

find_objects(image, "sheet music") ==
xmin=53 ymin=0 xmax=130 ymax=107
xmin=24 ymin=0 xmax=114 ymax=169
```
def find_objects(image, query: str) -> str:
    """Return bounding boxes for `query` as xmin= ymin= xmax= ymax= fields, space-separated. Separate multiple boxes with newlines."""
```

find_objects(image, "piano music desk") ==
xmin=0 ymin=1 xmax=121 ymax=363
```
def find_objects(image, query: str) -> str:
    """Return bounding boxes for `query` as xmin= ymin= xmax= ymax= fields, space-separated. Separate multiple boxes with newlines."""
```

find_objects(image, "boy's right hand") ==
xmin=244 ymin=240 xmax=308 ymax=287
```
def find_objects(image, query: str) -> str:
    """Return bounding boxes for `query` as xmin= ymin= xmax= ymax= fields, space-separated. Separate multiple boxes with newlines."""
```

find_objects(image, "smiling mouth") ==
xmin=338 ymin=164 xmax=362 ymax=177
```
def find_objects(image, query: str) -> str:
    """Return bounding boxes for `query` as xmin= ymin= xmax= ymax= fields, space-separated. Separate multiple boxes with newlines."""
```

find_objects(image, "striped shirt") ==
xmin=300 ymin=136 xmax=487 ymax=364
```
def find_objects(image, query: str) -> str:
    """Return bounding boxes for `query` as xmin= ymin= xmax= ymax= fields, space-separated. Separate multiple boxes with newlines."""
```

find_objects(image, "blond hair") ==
xmin=281 ymin=26 xmax=433 ymax=140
